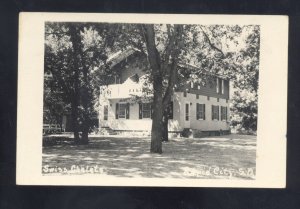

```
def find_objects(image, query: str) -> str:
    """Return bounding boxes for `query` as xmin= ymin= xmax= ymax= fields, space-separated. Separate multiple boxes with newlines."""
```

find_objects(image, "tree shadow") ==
xmin=42 ymin=134 xmax=256 ymax=179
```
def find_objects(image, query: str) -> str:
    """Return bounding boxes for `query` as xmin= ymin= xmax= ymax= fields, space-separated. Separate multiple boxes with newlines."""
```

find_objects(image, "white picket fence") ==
xmin=43 ymin=124 xmax=65 ymax=134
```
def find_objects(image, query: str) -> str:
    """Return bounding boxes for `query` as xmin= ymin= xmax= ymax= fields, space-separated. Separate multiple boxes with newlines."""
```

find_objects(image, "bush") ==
xmin=181 ymin=128 xmax=193 ymax=138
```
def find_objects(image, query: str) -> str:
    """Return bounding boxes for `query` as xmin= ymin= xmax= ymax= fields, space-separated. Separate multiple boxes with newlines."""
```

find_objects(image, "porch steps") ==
xmin=100 ymin=127 xmax=117 ymax=135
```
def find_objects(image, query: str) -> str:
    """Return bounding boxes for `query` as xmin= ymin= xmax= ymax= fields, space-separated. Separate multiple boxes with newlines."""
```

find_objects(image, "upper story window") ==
xmin=221 ymin=79 xmax=224 ymax=94
xmin=114 ymin=75 xmax=121 ymax=84
xmin=216 ymin=78 xmax=219 ymax=93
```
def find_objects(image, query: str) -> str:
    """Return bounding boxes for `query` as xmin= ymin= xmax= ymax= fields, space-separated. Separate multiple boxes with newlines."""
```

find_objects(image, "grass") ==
xmin=42 ymin=134 xmax=256 ymax=179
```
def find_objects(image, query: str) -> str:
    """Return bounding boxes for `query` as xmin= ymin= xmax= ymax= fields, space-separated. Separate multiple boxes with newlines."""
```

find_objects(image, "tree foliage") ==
xmin=44 ymin=22 xmax=119 ymax=143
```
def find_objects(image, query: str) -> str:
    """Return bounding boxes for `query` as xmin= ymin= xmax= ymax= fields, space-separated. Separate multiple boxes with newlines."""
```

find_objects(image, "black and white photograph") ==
xmin=17 ymin=13 xmax=287 ymax=187
xmin=42 ymin=22 xmax=258 ymax=180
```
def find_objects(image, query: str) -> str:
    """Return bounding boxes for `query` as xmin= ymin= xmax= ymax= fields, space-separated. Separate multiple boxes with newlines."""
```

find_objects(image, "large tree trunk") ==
xmin=71 ymin=98 xmax=80 ymax=141
xmin=161 ymin=25 xmax=183 ymax=142
xmin=162 ymin=109 xmax=169 ymax=142
xmin=79 ymin=61 xmax=90 ymax=145
xmin=80 ymin=85 xmax=90 ymax=144
xmin=142 ymin=24 xmax=163 ymax=153
xmin=68 ymin=24 xmax=90 ymax=145
xmin=151 ymin=88 xmax=163 ymax=153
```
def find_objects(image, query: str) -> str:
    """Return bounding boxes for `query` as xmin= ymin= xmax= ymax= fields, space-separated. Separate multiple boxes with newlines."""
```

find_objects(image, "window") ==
xmin=196 ymin=94 xmax=199 ymax=99
xmin=217 ymin=98 xmax=219 ymax=102
xmin=142 ymin=103 xmax=151 ymax=118
xmin=185 ymin=103 xmax=189 ymax=121
xmin=216 ymin=78 xmax=219 ymax=93
xmin=221 ymin=106 xmax=228 ymax=121
xmin=212 ymin=105 xmax=219 ymax=120
xmin=116 ymin=103 xmax=129 ymax=119
xmin=196 ymin=103 xmax=205 ymax=120
xmin=221 ymin=79 xmax=224 ymax=94
xmin=114 ymin=75 xmax=121 ymax=84
xmin=104 ymin=105 xmax=108 ymax=120
xmin=207 ymin=96 xmax=210 ymax=101
xmin=190 ymin=82 xmax=194 ymax=89
xmin=139 ymin=103 xmax=152 ymax=119
xmin=118 ymin=103 xmax=126 ymax=119
xmin=183 ymin=91 xmax=187 ymax=97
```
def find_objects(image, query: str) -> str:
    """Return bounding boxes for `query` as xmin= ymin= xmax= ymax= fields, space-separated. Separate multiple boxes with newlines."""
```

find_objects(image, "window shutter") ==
xmin=139 ymin=103 xmax=142 ymax=119
xmin=218 ymin=106 xmax=220 ymax=120
xmin=196 ymin=103 xmax=199 ymax=120
xmin=226 ymin=107 xmax=228 ymax=121
xmin=126 ymin=103 xmax=130 ymax=119
xmin=211 ymin=105 xmax=214 ymax=120
xmin=222 ymin=106 xmax=224 ymax=121
xmin=185 ymin=103 xmax=189 ymax=121
xmin=115 ymin=103 xmax=119 ymax=119
xmin=203 ymin=104 xmax=206 ymax=120
xmin=220 ymin=106 xmax=223 ymax=120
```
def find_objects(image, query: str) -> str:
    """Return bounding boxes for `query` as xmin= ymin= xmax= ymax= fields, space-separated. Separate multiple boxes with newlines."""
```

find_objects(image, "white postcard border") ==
xmin=17 ymin=13 xmax=288 ymax=187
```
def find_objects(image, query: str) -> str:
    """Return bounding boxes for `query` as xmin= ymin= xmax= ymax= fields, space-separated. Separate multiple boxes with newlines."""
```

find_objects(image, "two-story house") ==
xmin=99 ymin=49 xmax=230 ymax=136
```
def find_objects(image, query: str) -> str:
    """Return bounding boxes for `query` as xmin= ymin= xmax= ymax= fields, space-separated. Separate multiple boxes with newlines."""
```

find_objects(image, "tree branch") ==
xmin=200 ymin=26 xmax=225 ymax=58
xmin=163 ymin=25 xmax=183 ymax=106
xmin=141 ymin=24 xmax=162 ymax=76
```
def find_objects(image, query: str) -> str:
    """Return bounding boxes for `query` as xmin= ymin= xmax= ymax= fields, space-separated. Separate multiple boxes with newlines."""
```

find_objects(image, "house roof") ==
xmin=107 ymin=48 xmax=140 ymax=68
xmin=107 ymin=48 xmax=229 ymax=80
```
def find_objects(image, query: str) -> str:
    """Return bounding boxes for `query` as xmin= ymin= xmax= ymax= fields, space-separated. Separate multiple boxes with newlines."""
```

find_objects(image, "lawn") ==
xmin=42 ymin=134 xmax=256 ymax=180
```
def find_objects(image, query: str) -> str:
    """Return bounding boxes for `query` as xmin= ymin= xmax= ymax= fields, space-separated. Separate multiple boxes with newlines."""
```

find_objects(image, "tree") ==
xmin=139 ymin=24 xmax=260 ymax=151
xmin=43 ymin=76 xmax=69 ymax=131
xmin=229 ymin=25 xmax=260 ymax=133
xmin=44 ymin=22 xmax=118 ymax=144
xmin=44 ymin=22 xmax=260 ymax=151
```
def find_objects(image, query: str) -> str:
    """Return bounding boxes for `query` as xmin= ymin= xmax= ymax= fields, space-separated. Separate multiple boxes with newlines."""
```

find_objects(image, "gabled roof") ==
xmin=107 ymin=48 xmax=140 ymax=68
xmin=107 ymin=48 xmax=229 ymax=80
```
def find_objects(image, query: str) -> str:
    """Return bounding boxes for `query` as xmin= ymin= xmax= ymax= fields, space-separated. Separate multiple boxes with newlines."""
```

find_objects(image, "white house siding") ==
xmin=171 ymin=92 xmax=230 ymax=131
xmin=99 ymin=97 xmax=181 ymax=132
xmin=178 ymin=93 xmax=230 ymax=131
xmin=99 ymin=91 xmax=229 ymax=132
